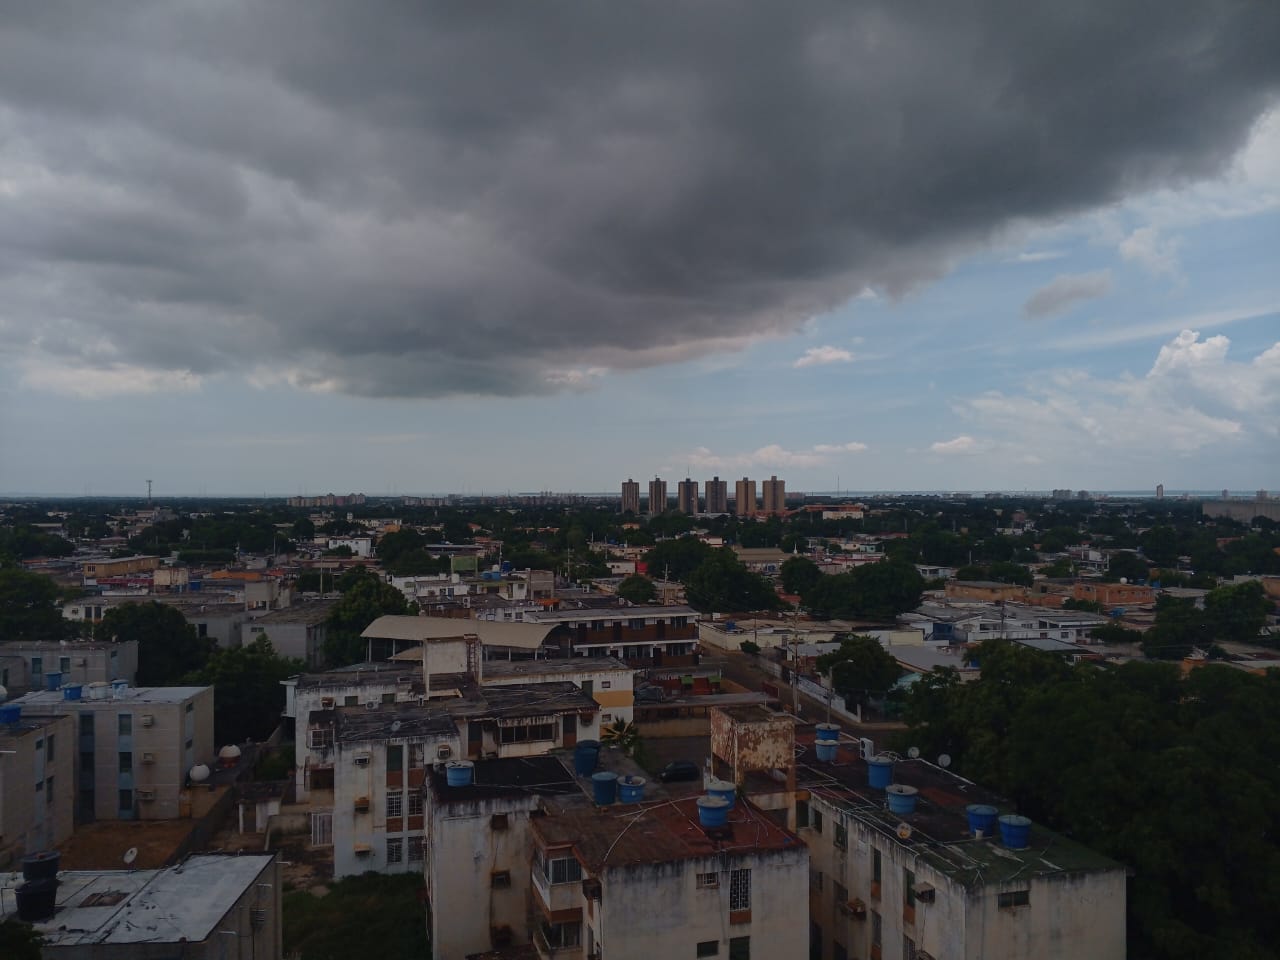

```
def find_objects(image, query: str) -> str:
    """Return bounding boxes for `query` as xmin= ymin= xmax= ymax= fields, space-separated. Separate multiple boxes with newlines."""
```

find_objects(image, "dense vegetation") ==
xmin=903 ymin=641 xmax=1280 ymax=960
xmin=283 ymin=873 xmax=428 ymax=960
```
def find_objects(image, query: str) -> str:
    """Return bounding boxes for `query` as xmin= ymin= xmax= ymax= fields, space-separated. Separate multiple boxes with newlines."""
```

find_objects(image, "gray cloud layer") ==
xmin=2 ymin=2 xmax=1278 ymax=396
xmin=1023 ymin=270 xmax=1114 ymax=318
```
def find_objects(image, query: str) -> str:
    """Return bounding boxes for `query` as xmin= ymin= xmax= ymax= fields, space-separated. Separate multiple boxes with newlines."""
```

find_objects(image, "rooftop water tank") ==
xmin=815 ymin=741 xmax=838 ymax=763
xmin=21 ymin=851 xmax=61 ymax=882
xmin=998 ymin=814 xmax=1032 ymax=849
xmin=574 ymin=740 xmax=601 ymax=775
xmin=110 ymin=679 xmax=128 ymax=697
xmin=618 ymin=776 xmax=646 ymax=804
xmin=445 ymin=760 xmax=474 ymax=787
xmin=867 ymin=755 xmax=895 ymax=790
xmin=706 ymin=778 xmax=736 ymax=808
xmin=45 ymin=671 xmax=63 ymax=691
xmin=885 ymin=784 xmax=919 ymax=816
xmin=592 ymin=771 xmax=619 ymax=805
xmin=189 ymin=763 xmax=212 ymax=784
xmin=218 ymin=744 xmax=242 ymax=768
xmin=815 ymin=723 xmax=840 ymax=743
xmin=87 ymin=682 xmax=109 ymax=700
xmin=0 ymin=704 xmax=22 ymax=725
xmin=62 ymin=684 xmax=83 ymax=701
xmin=696 ymin=795 xmax=730 ymax=829
xmin=966 ymin=804 xmax=998 ymax=837
xmin=15 ymin=878 xmax=59 ymax=923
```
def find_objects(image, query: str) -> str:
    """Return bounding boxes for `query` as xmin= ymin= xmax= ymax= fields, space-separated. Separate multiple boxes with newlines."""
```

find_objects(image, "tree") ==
xmin=98 ymin=601 xmax=213 ymax=685
xmin=987 ymin=561 xmax=1033 ymax=587
xmin=616 ymin=575 xmax=657 ymax=605
xmin=0 ymin=567 xmax=67 ymax=643
xmin=1204 ymin=580 xmax=1272 ymax=645
xmin=325 ymin=567 xmax=409 ymax=665
xmin=684 ymin=549 xmax=781 ymax=614
xmin=644 ymin=537 xmax=715 ymax=582
xmin=0 ymin=920 xmax=43 ymax=960
xmin=1090 ymin=621 xmax=1143 ymax=645
xmin=816 ymin=635 xmax=902 ymax=707
xmin=1140 ymin=525 xmax=1180 ymax=568
xmin=1039 ymin=557 xmax=1075 ymax=578
xmin=954 ymin=564 xmax=987 ymax=581
xmin=185 ymin=636 xmax=304 ymax=745
xmin=780 ymin=556 xmax=822 ymax=596
xmin=1143 ymin=595 xmax=1208 ymax=660
xmin=1062 ymin=597 xmax=1104 ymax=613
xmin=1106 ymin=551 xmax=1151 ymax=583
xmin=803 ymin=560 xmax=924 ymax=621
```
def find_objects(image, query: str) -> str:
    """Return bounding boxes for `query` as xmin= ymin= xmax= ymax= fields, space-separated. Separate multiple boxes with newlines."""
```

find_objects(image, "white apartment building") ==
xmin=0 ymin=705 xmax=75 ymax=867
xmin=0 ymin=640 xmax=138 ymax=698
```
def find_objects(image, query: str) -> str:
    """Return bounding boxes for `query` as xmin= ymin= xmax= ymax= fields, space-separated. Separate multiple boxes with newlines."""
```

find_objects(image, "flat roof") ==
xmin=534 ymin=794 xmax=801 ymax=870
xmin=15 ymin=685 xmax=209 ymax=706
xmin=523 ymin=605 xmax=697 ymax=624
xmin=251 ymin=600 xmax=336 ymax=625
xmin=428 ymin=755 xmax=584 ymax=805
xmin=0 ymin=854 xmax=275 ymax=946
xmin=794 ymin=732 xmax=1120 ymax=884
xmin=483 ymin=656 xmax=631 ymax=678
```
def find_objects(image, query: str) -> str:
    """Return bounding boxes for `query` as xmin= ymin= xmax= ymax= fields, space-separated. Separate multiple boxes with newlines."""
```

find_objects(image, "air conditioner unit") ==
xmin=354 ymin=796 xmax=370 ymax=811
xmin=437 ymin=744 xmax=452 ymax=760
xmin=141 ymin=752 xmax=156 ymax=764
xmin=320 ymin=696 xmax=335 ymax=709
xmin=137 ymin=788 xmax=156 ymax=801
xmin=141 ymin=715 xmax=155 ymax=727
xmin=912 ymin=882 xmax=936 ymax=903
xmin=353 ymin=754 xmax=370 ymax=767
xmin=365 ymin=701 xmax=379 ymax=710
xmin=859 ymin=737 xmax=875 ymax=760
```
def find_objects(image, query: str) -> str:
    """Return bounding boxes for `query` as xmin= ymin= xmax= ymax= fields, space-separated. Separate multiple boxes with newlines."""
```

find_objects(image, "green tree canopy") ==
xmin=99 ymin=601 xmax=213 ymax=685
xmin=780 ymin=555 xmax=822 ymax=596
xmin=0 ymin=920 xmax=43 ymax=960
xmin=684 ymin=549 xmax=781 ymax=614
xmin=803 ymin=560 xmax=924 ymax=621
xmin=325 ymin=567 xmax=409 ymax=665
xmin=1204 ymin=580 xmax=1272 ymax=645
xmin=644 ymin=536 xmax=716 ymax=582
xmin=615 ymin=574 xmax=657 ymax=605
xmin=815 ymin=634 xmax=902 ymax=707
xmin=0 ymin=567 xmax=68 ymax=643
xmin=1143 ymin=595 xmax=1209 ymax=660
xmin=1106 ymin=551 xmax=1151 ymax=583
xmin=185 ymin=636 xmax=304 ymax=744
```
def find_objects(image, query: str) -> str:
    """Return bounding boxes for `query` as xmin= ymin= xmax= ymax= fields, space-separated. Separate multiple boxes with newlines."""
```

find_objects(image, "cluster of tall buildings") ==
xmin=621 ymin=475 xmax=786 ymax=516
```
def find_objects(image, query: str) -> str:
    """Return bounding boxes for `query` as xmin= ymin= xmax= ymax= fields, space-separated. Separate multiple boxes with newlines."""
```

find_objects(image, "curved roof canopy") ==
xmin=361 ymin=615 xmax=558 ymax=650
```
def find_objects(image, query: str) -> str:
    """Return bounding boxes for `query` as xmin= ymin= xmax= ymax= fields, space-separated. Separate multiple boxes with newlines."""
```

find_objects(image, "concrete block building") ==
xmin=0 ymin=705 xmax=75 ymax=868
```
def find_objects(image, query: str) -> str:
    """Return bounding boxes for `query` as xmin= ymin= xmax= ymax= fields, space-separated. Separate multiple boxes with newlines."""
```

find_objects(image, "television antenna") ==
xmin=123 ymin=847 xmax=138 ymax=868
xmin=938 ymin=754 xmax=952 ymax=768
xmin=907 ymin=746 xmax=920 ymax=759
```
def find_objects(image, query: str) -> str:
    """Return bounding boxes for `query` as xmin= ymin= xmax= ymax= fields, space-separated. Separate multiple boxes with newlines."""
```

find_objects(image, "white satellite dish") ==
xmin=390 ymin=720 xmax=402 ymax=733
xmin=938 ymin=754 xmax=952 ymax=768
xmin=123 ymin=847 xmax=138 ymax=866
xmin=897 ymin=823 xmax=913 ymax=840
xmin=907 ymin=746 xmax=920 ymax=759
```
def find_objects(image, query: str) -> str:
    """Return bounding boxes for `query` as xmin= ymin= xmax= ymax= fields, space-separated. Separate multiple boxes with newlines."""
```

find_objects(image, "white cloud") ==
xmin=1023 ymin=270 xmax=1114 ymax=318
xmin=686 ymin=441 xmax=869 ymax=470
xmin=930 ymin=435 xmax=981 ymax=455
xmin=794 ymin=345 xmax=855 ymax=368
xmin=19 ymin=358 xmax=203 ymax=398
xmin=544 ymin=366 xmax=608 ymax=388
xmin=1008 ymin=250 xmax=1066 ymax=263
xmin=1119 ymin=225 xmax=1181 ymax=277
xmin=1046 ymin=304 xmax=1277 ymax=352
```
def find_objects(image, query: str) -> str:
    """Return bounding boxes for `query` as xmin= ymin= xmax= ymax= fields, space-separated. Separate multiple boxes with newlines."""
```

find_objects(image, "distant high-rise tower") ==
xmin=1222 ymin=488 xmax=1230 ymax=500
xmin=648 ymin=478 xmax=668 ymax=515
xmin=762 ymin=475 xmax=786 ymax=515
xmin=1156 ymin=483 xmax=1164 ymax=500
xmin=735 ymin=477 xmax=757 ymax=517
xmin=705 ymin=476 xmax=729 ymax=514
xmin=676 ymin=478 xmax=699 ymax=514
xmin=621 ymin=478 xmax=640 ymax=514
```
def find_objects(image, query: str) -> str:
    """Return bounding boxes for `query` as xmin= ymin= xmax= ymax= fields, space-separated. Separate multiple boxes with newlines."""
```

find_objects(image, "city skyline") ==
xmin=1 ymin=5 xmax=1278 ymax=495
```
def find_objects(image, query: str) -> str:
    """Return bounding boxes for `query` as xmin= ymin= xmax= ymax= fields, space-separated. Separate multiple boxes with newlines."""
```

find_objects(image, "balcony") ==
xmin=534 ymin=923 xmax=583 ymax=960
xmin=532 ymin=866 xmax=582 ymax=917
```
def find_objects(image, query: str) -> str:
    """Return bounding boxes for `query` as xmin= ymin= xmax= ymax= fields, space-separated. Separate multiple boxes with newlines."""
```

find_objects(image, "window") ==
xmin=491 ymin=869 xmax=511 ymax=888
xmin=386 ymin=838 xmax=403 ymax=864
xmin=796 ymin=799 xmax=810 ymax=829
xmin=601 ymin=713 xmax=613 ymax=724
xmin=387 ymin=744 xmax=403 ymax=771
xmin=903 ymin=936 xmax=918 ymax=960
xmin=118 ymin=714 xmax=132 ymax=736
xmin=81 ymin=713 xmax=95 ymax=736
xmin=998 ymin=890 xmax=1031 ymax=909
xmin=601 ymin=681 xmax=612 ymax=689
xmin=386 ymin=792 xmax=403 ymax=818
xmin=381 ymin=692 xmax=395 ymax=704
xmin=499 ymin=723 xmax=555 ymax=744
xmin=344 ymin=695 xmax=358 ymax=707
xmin=812 ymin=809 xmax=823 ymax=834
xmin=60 ymin=656 xmax=71 ymax=674
xmin=118 ymin=751 xmax=132 ymax=772
xmin=546 ymin=856 xmax=583 ymax=885
xmin=32 ymin=656 xmax=43 ymax=678
xmin=834 ymin=881 xmax=848 ymax=906
xmin=46 ymin=776 xmax=55 ymax=803
xmin=541 ymin=922 xmax=581 ymax=949
xmin=490 ymin=812 xmax=508 ymax=830
xmin=810 ymin=923 xmax=822 ymax=960
xmin=810 ymin=869 xmax=823 ymax=893
xmin=409 ymin=744 xmax=425 ymax=768
xmin=119 ymin=789 xmax=133 ymax=810
xmin=697 ymin=941 xmax=720 ymax=957
xmin=697 ymin=872 xmax=719 ymax=889
xmin=408 ymin=836 xmax=424 ymax=862
xmin=185 ymin=737 xmax=193 ymax=749
xmin=872 ymin=848 xmax=882 ymax=885
xmin=309 ymin=728 xmax=333 ymax=749
xmin=729 ymin=869 xmax=751 ymax=911
xmin=904 ymin=868 xmax=916 ymax=907
xmin=728 ymin=936 xmax=750 ymax=960
xmin=408 ymin=792 xmax=424 ymax=817
xmin=80 ymin=752 xmax=94 ymax=774
xmin=835 ymin=821 xmax=848 ymax=850
xmin=46 ymin=734 xmax=55 ymax=762
xmin=628 ymin=618 xmax=645 ymax=630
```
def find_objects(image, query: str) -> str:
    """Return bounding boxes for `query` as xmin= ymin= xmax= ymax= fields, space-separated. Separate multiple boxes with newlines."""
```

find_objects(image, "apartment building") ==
xmin=0 ymin=704 xmax=75 ymax=868
xmin=648 ymin=478 xmax=668 ymax=515
xmin=523 ymin=605 xmax=699 ymax=666
xmin=81 ymin=555 xmax=163 ymax=582
xmin=677 ymin=478 xmax=700 ymax=514
xmin=735 ymin=478 xmax=758 ymax=517
xmin=706 ymin=476 xmax=729 ymax=514
xmin=621 ymin=479 xmax=641 ymax=515
xmin=761 ymin=475 xmax=786 ymax=516
xmin=245 ymin=600 xmax=335 ymax=668
xmin=795 ymin=735 xmax=1126 ymax=960
xmin=0 ymin=640 xmax=137 ymax=698
xmin=14 ymin=683 xmax=215 ymax=822
xmin=0 ymin=854 xmax=283 ymax=960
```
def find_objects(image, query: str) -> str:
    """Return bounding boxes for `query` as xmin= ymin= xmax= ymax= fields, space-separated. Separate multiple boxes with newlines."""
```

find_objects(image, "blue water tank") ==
xmin=0 ymin=704 xmax=22 ymax=725
xmin=706 ymin=778 xmax=736 ymax=808
xmin=998 ymin=814 xmax=1032 ymax=849
xmin=574 ymin=740 xmax=601 ymax=775
xmin=867 ymin=755 xmax=894 ymax=790
xmin=886 ymin=784 xmax=919 ymax=816
xmin=815 ymin=741 xmax=838 ymax=762
xmin=618 ymin=776 xmax=646 ymax=803
xmin=501 ymin=561 xmax=513 ymax=573
xmin=44 ymin=672 xmax=62 ymax=691
xmin=445 ymin=760 xmax=474 ymax=787
xmin=966 ymin=804 xmax=999 ymax=836
xmin=21 ymin=851 xmax=60 ymax=882
xmin=816 ymin=722 xmax=841 ymax=743
xmin=62 ymin=685 xmax=83 ymax=702
xmin=592 ymin=771 xmax=619 ymax=805
xmin=696 ymin=795 xmax=730 ymax=829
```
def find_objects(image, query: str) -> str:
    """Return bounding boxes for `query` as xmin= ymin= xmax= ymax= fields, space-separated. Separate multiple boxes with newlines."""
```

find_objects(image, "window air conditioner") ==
xmin=141 ymin=752 xmax=156 ymax=764
xmin=141 ymin=715 xmax=155 ymax=727
xmin=353 ymin=754 xmax=370 ymax=767
xmin=137 ymin=788 xmax=156 ymax=801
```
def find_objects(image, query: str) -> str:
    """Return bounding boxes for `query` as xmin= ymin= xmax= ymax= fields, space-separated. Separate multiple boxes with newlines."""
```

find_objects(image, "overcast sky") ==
xmin=2 ymin=2 xmax=1279 ymax=496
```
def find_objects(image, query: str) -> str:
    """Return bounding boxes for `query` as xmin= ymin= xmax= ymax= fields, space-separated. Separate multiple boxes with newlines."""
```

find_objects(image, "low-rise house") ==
xmin=245 ymin=600 xmax=336 ymax=667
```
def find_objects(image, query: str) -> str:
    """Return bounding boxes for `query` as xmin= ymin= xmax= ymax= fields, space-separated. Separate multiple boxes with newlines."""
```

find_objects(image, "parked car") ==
xmin=659 ymin=760 xmax=701 ymax=782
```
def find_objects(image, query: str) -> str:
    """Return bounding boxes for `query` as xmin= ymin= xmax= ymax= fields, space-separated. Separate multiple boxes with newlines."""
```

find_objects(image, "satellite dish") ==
xmin=123 ymin=847 xmax=138 ymax=866
xmin=897 ymin=823 xmax=913 ymax=840
xmin=938 ymin=754 xmax=952 ymax=768
xmin=390 ymin=720 xmax=402 ymax=733
xmin=1119 ymin=577 xmax=1128 ymax=584
xmin=907 ymin=746 xmax=920 ymax=759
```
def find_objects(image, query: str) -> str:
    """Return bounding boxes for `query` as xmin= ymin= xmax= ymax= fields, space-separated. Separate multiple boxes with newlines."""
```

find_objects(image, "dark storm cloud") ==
xmin=2 ymin=1 xmax=1278 ymax=396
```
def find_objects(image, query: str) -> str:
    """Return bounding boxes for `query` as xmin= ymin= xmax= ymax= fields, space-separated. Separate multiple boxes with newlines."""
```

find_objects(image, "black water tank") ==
xmin=21 ymin=850 xmax=60 ymax=882
xmin=15 ymin=878 xmax=60 ymax=922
